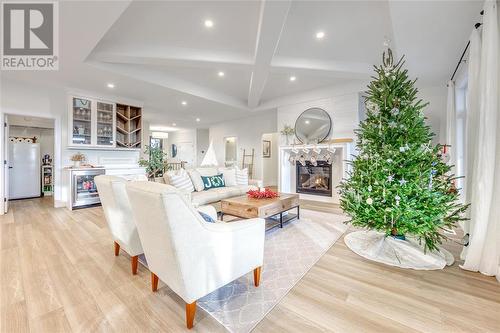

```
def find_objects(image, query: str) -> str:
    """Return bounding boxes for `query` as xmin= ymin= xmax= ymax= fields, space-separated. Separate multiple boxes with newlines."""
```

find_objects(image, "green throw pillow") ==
xmin=202 ymin=174 xmax=225 ymax=190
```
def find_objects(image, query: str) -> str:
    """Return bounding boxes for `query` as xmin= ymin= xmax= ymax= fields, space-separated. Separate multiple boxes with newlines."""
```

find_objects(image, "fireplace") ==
xmin=296 ymin=161 xmax=332 ymax=197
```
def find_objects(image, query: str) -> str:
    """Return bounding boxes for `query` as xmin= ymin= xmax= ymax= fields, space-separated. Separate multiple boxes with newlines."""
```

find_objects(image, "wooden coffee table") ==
xmin=220 ymin=193 xmax=300 ymax=229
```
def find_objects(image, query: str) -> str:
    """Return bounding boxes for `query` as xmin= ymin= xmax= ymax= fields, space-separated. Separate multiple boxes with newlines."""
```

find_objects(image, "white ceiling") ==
xmin=2 ymin=1 xmax=483 ymax=129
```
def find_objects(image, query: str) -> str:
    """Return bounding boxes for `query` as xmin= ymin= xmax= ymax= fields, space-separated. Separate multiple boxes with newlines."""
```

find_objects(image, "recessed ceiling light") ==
xmin=315 ymin=31 xmax=325 ymax=40
xmin=181 ymin=101 xmax=187 ymax=106
xmin=172 ymin=123 xmax=176 ymax=126
xmin=218 ymin=71 xmax=225 ymax=77
xmin=204 ymin=19 xmax=214 ymax=28
xmin=305 ymin=120 xmax=310 ymax=124
xmin=107 ymin=83 xmax=115 ymax=88
xmin=289 ymin=76 xmax=296 ymax=82
xmin=196 ymin=118 xmax=201 ymax=122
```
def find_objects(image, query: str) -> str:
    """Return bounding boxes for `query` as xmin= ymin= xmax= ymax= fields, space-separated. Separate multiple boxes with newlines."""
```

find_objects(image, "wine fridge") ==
xmin=70 ymin=169 xmax=106 ymax=208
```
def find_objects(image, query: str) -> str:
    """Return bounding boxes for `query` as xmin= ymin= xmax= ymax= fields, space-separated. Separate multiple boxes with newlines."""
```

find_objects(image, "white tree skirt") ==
xmin=344 ymin=230 xmax=454 ymax=270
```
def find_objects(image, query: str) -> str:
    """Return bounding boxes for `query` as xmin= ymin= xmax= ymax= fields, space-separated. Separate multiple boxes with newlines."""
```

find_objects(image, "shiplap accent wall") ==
xmin=277 ymin=92 xmax=361 ymax=145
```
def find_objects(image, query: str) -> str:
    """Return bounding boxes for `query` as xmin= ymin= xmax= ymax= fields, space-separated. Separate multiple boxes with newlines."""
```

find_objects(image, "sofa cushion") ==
xmin=191 ymin=187 xmax=238 ymax=207
xmin=235 ymin=167 xmax=249 ymax=185
xmin=218 ymin=167 xmax=237 ymax=186
xmin=165 ymin=170 xmax=194 ymax=192
xmin=187 ymin=169 xmax=205 ymax=192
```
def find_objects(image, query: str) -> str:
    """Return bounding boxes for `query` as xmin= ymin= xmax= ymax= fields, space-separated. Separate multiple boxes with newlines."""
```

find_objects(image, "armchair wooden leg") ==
xmin=253 ymin=266 xmax=261 ymax=287
xmin=114 ymin=242 xmax=120 ymax=256
xmin=151 ymin=272 xmax=159 ymax=292
xmin=186 ymin=301 xmax=196 ymax=329
xmin=131 ymin=256 xmax=139 ymax=275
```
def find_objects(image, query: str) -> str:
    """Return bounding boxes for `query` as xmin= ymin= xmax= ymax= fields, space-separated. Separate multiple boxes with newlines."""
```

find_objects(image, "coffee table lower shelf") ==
xmin=220 ymin=205 xmax=300 ymax=231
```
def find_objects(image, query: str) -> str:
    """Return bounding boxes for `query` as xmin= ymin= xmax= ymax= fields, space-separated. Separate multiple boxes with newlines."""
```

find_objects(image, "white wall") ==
xmin=196 ymin=128 xmax=209 ymax=166
xmin=261 ymin=132 xmax=279 ymax=186
xmin=209 ymin=110 xmax=277 ymax=180
xmin=418 ymin=85 xmax=447 ymax=144
xmin=167 ymin=129 xmax=197 ymax=167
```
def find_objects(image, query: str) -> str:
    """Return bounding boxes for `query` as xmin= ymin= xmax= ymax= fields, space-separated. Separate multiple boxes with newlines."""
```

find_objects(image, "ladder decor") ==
xmin=242 ymin=148 xmax=255 ymax=179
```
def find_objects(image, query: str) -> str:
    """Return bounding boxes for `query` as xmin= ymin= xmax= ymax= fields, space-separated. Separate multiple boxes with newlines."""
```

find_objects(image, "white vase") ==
xmin=73 ymin=161 xmax=81 ymax=168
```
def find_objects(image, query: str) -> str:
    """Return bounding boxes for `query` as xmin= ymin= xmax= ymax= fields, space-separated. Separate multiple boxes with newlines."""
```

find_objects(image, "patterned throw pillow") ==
xmin=168 ymin=170 xmax=195 ymax=192
xmin=235 ymin=167 xmax=249 ymax=185
xmin=218 ymin=167 xmax=237 ymax=186
xmin=201 ymin=174 xmax=225 ymax=190
xmin=199 ymin=211 xmax=215 ymax=223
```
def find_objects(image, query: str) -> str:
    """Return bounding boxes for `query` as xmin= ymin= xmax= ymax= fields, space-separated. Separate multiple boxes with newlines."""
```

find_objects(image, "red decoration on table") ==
xmin=247 ymin=188 xmax=279 ymax=199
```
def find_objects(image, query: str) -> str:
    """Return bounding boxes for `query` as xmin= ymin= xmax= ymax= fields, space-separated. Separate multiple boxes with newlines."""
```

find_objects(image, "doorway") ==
xmin=4 ymin=115 xmax=55 ymax=211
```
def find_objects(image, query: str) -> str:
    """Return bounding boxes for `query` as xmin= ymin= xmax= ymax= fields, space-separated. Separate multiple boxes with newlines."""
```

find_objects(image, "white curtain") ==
xmin=461 ymin=28 xmax=482 ymax=259
xmin=445 ymin=80 xmax=457 ymax=171
xmin=461 ymin=0 xmax=500 ymax=280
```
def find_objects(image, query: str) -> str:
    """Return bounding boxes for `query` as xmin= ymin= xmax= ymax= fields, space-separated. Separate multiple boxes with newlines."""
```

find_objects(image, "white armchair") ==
xmin=125 ymin=181 xmax=265 ymax=329
xmin=95 ymin=175 xmax=143 ymax=274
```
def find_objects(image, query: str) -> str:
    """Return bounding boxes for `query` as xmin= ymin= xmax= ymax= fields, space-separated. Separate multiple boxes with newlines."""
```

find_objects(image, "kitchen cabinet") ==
xmin=69 ymin=96 xmax=116 ymax=148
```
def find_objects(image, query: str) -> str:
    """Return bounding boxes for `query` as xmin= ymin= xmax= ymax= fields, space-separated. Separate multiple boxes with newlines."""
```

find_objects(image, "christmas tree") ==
xmin=339 ymin=48 xmax=468 ymax=252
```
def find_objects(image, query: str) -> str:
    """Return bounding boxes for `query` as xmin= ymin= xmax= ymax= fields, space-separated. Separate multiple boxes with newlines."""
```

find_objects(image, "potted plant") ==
xmin=70 ymin=152 xmax=86 ymax=168
xmin=138 ymin=145 xmax=169 ymax=179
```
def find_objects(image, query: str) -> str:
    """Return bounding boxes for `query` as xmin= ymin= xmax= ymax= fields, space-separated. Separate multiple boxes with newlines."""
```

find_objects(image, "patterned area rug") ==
xmin=197 ymin=209 xmax=348 ymax=333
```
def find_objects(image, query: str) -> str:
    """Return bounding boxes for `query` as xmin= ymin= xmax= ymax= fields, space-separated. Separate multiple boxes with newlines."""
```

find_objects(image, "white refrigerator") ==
xmin=9 ymin=143 xmax=41 ymax=199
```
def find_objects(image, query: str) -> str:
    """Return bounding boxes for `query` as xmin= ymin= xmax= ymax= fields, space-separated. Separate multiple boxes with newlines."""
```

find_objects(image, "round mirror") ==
xmin=294 ymin=108 xmax=332 ymax=144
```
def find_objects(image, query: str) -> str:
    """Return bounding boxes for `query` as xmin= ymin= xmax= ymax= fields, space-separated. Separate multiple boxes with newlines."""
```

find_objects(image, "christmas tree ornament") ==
xmin=390 ymin=107 xmax=400 ymax=116
xmin=366 ymin=198 xmax=373 ymax=205
xmin=399 ymin=178 xmax=407 ymax=186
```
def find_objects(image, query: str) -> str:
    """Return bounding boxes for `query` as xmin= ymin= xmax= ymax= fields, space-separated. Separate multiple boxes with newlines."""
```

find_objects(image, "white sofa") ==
xmin=125 ymin=181 xmax=265 ymax=329
xmin=158 ymin=166 xmax=263 ymax=210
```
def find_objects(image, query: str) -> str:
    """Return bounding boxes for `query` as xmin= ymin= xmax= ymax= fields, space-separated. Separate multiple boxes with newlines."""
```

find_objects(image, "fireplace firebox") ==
xmin=296 ymin=161 xmax=332 ymax=197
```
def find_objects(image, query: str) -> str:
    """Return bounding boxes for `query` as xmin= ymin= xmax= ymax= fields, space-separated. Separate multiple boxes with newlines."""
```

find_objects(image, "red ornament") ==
xmin=247 ymin=188 xmax=279 ymax=199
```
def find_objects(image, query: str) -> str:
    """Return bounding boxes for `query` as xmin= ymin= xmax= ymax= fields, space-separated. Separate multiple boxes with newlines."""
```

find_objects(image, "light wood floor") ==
xmin=1 ymin=197 xmax=499 ymax=333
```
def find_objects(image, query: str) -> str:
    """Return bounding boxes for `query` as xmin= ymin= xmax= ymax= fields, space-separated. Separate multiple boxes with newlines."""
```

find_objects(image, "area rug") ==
xmin=197 ymin=209 xmax=348 ymax=333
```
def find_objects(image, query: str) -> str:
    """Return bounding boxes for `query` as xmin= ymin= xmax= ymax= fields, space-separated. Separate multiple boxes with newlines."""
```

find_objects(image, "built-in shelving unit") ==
xmin=68 ymin=94 xmax=142 ymax=151
xmin=116 ymin=104 xmax=142 ymax=148
xmin=42 ymin=165 xmax=53 ymax=196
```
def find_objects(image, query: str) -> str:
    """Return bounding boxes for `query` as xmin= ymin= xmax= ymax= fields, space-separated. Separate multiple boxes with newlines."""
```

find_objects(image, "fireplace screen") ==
xmin=296 ymin=161 xmax=332 ymax=196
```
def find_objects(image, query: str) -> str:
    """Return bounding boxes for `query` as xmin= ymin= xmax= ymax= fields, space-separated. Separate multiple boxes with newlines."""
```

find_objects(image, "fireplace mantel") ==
xmin=278 ymin=139 xmax=354 ymax=204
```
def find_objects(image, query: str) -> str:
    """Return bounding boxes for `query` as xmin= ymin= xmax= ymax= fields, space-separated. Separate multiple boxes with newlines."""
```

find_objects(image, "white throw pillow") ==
xmin=218 ymin=167 xmax=237 ymax=186
xmin=235 ymin=167 xmax=249 ymax=185
xmin=196 ymin=167 xmax=218 ymax=176
xmin=187 ymin=169 xmax=205 ymax=192
xmin=163 ymin=169 xmax=181 ymax=185
xmin=167 ymin=170 xmax=194 ymax=192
